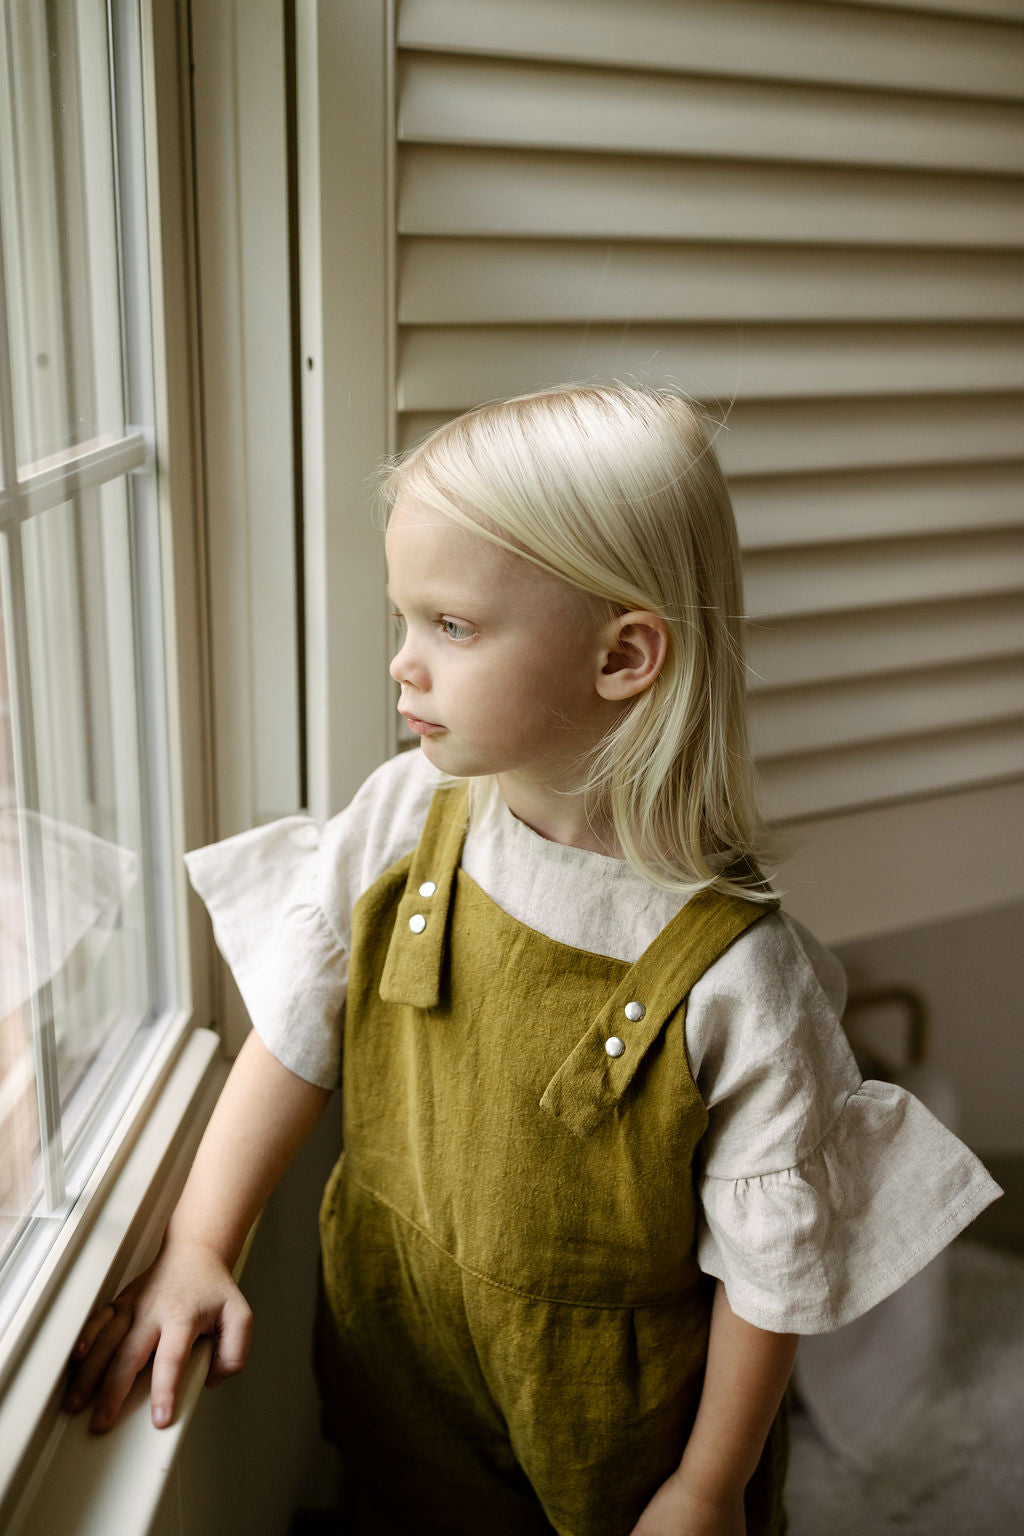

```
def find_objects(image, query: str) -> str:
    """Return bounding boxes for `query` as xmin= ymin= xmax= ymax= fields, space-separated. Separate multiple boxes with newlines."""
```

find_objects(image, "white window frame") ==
xmin=297 ymin=0 xmax=396 ymax=821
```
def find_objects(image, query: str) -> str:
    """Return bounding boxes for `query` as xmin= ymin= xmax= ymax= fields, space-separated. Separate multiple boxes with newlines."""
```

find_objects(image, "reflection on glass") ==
xmin=0 ymin=1 xmax=126 ymax=468
xmin=0 ymin=593 xmax=43 ymax=1258
xmin=0 ymin=478 xmax=149 ymax=1268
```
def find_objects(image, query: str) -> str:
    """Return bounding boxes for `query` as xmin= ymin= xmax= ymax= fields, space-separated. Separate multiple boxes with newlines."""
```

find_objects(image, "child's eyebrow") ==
xmin=386 ymin=582 xmax=486 ymax=614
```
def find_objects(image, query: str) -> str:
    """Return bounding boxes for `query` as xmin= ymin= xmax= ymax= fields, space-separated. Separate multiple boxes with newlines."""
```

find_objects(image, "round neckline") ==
xmin=492 ymin=788 xmax=648 ymax=880
xmin=483 ymin=781 xmax=733 ymax=885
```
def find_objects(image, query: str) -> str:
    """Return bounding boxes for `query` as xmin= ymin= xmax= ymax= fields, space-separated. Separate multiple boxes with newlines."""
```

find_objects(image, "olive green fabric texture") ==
xmin=316 ymin=784 xmax=787 ymax=1535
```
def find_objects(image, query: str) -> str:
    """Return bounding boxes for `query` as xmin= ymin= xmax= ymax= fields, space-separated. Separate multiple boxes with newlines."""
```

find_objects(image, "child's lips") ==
xmin=400 ymin=710 xmax=446 ymax=737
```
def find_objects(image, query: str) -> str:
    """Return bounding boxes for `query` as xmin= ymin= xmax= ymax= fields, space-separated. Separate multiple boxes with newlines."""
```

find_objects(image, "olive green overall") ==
xmin=316 ymin=785 xmax=788 ymax=1536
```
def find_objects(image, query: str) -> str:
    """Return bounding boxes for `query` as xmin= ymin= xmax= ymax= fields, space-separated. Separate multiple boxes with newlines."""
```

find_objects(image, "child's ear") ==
xmin=596 ymin=611 xmax=669 ymax=701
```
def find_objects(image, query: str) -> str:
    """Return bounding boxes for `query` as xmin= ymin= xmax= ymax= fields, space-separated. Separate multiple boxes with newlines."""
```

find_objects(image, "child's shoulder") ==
xmin=690 ymin=906 xmax=848 ymax=1073
xmin=716 ymin=908 xmax=845 ymax=1009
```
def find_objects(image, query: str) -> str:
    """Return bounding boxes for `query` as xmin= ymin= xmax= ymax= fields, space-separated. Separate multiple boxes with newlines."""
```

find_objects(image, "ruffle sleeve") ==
xmin=689 ymin=912 xmax=1002 ymax=1334
xmin=697 ymin=1078 xmax=1000 ymax=1333
xmin=184 ymin=817 xmax=347 ymax=1088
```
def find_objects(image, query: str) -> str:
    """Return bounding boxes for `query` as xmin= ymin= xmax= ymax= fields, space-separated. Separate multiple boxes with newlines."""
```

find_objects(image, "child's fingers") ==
xmin=209 ymin=1292 xmax=253 ymax=1385
xmin=86 ymin=1320 xmax=161 ymax=1433
xmin=70 ymin=1301 xmax=117 ymax=1361
xmin=63 ymin=1303 xmax=136 ymax=1413
xmin=148 ymin=1321 xmax=202 ymax=1429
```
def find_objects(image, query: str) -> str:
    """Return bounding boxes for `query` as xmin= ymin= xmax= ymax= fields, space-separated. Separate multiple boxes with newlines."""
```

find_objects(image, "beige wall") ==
xmin=836 ymin=899 xmax=1024 ymax=1158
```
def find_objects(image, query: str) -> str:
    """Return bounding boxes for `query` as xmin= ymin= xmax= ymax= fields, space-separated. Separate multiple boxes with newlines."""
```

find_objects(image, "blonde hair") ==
xmin=380 ymin=384 xmax=772 ymax=900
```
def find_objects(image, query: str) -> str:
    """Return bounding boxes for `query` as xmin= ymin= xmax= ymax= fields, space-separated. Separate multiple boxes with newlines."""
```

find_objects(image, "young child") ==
xmin=65 ymin=386 xmax=1000 ymax=1536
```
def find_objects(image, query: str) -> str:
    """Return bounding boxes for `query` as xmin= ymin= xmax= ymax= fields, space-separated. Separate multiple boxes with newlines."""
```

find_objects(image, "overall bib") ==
xmin=316 ymin=785 xmax=788 ymax=1536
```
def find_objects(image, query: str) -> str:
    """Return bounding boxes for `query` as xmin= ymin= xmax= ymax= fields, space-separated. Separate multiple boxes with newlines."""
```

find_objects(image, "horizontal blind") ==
xmin=394 ymin=0 xmax=1024 ymax=821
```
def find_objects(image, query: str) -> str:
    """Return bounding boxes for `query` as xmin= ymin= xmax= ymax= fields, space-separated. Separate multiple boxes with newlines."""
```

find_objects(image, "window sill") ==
xmin=0 ymin=1026 xmax=228 ymax=1532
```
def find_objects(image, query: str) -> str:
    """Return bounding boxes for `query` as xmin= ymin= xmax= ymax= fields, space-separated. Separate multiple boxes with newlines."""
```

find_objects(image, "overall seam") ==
xmin=342 ymin=1163 xmax=700 ymax=1312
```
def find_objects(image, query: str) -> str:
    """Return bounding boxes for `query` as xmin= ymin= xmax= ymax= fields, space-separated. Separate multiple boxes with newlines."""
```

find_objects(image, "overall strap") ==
xmin=378 ymin=781 xmax=470 ymax=1009
xmin=541 ymin=875 xmax=779 ymax=1138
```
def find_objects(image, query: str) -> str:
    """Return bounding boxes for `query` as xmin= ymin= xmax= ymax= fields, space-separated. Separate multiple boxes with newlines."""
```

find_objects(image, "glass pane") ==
xmin=24 ymin=478 xmax=152 ymax=1092
xmin=0 ymin=0 xmax=127 ymax=469
xmin=0 ymin=594 xmax=44 ymax=1257
xmin=0 ymin=477 xmax=160 ymax=1274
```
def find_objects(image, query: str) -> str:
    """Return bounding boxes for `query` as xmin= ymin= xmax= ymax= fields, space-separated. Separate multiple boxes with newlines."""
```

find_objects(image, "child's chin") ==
xmin=418 ymin=735 xmax=452 ymax=766
xmin=419 ymin=737 xmax=488 ymax=778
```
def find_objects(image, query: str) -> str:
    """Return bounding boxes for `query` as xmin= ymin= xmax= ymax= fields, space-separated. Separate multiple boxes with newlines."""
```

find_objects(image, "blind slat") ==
xmin=399 ymin=0 xmax=1024 ymax=101
xmin=716 ymin=396 xmax=1024 ymax=477
xmin=397 ymin=325 xmax=1024 ymax=411
xmin=399 ymin=147 xmax=1024 ymax=248
xmin=745 ymin=530 xmax=1024 ymax=619
xmin=750 ymin=656 xmax=1024 ymax=757
xmin=399 ymin=239 xmax=1024 ymax=325
xmin=818 ymin=0 xmax=1024 ymax=22
xmin=760 ymin=718 xmax=1024 ymax=820
xmin=733 ymin=462 xmax=1024 ymax=550
xmin=747 ymin=595 xmax=1024 ymax=690
xmin=398 ymin=396 xmax=1024 ymax=470
xmin=401 ymin=54 xmax=1024 ymax=175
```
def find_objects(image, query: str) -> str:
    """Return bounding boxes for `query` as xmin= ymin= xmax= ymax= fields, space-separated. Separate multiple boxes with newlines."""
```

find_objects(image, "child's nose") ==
xmin=389 ymin=637 xmax=424 ymax=688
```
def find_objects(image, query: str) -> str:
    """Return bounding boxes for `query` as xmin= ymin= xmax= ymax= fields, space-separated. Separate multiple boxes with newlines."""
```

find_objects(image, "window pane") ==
xmin=0 ymin=0 xmax=127 ymax=468
xmin=0 ymin=477 xmax=173 ymax=1280
xmin=21 ymin=479 xmax=152 ymax=1106
xmin=0 ymin=603 xmax=44 ymax=1258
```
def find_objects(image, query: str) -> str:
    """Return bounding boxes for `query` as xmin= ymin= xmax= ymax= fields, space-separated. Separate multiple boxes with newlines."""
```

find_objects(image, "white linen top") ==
xmin=185 ymin=748 xmax=1000 ymax=1336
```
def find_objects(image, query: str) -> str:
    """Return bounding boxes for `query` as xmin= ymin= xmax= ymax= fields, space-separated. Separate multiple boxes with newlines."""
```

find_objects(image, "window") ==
xmin=0 ymin=0 xmax=182 ymax=1345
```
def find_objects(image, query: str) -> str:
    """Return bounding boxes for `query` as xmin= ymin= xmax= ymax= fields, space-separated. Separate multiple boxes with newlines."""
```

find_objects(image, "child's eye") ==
xmin=441 ymin=618 xmax=475 ymax=641
xmin=391 ymin=610 xmax=407 ymax=640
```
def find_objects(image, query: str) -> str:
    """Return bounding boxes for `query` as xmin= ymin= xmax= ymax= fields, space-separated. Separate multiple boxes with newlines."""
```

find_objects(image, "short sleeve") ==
xmin=185 ymin=817 xmax=347 ymax=1088
xmin=689 ymin=913 xmax=1002 ymax=1334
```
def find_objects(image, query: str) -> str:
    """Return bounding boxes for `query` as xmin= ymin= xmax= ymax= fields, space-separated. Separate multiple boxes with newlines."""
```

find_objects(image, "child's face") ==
xmin=386 ymin=496 xmax=618 ymax=794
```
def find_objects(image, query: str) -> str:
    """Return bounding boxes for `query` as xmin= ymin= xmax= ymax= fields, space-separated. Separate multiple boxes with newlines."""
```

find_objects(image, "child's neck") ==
xmin=496 ymin=773 xmax=622 ymax=859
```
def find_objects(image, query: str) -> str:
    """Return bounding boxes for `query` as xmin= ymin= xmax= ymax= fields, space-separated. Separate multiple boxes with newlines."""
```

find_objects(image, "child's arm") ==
xmin=630 ymin=1281 xmax=797 ymax=1536
xmin=64 ymin=1030 xmax=331 ymax=1433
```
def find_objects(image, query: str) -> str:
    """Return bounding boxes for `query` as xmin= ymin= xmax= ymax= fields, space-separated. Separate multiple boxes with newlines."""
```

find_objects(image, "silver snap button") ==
xmin=418 ymin=880 xmax=437 ymax=898
xmin=605 ymin=1036 xmax=626 ymax=1058
xmin=624 ymin=1001 xmax=645 ymax=1022
xmin=408 ymin=914 xmax=427 ymax=934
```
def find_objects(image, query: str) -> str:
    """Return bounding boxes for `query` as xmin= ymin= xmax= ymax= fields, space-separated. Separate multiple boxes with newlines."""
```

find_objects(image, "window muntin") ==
xmin=0 ymin=0 xmax=180 ymax=1342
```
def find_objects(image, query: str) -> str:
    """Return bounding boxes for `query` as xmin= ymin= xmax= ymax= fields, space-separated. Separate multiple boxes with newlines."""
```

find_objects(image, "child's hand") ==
xmin=628 ymin=1469 xmax=746 ymax=1536
xmin=63 ymin=1239 xmax=252 ymax=1434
